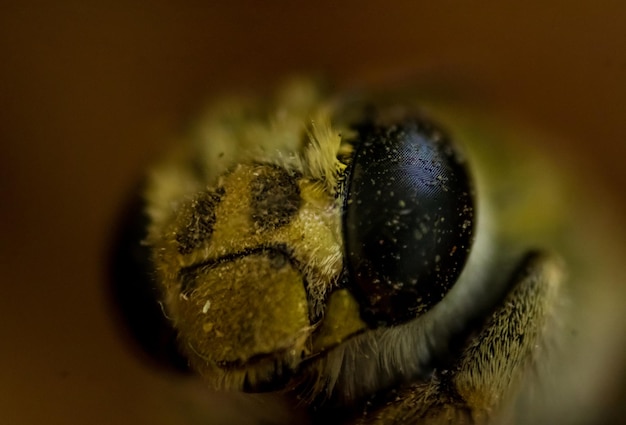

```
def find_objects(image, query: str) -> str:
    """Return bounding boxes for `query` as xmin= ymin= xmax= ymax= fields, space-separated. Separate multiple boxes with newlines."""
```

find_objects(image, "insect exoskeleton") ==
xmin=115 ymin=77 xmax=570 ymax=423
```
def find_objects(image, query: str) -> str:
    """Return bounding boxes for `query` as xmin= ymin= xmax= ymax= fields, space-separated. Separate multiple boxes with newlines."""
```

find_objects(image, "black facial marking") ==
xmin=250 ymin=166 xmax=302 ymax=231
xmin=176 ymin=188 xmax=223 ymax=254
xmin=177 ymin=244 xmax=296 ymax=297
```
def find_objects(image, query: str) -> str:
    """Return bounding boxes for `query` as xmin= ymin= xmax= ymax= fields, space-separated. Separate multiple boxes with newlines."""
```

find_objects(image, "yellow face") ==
xmin=128 ymin=78 xmax=625 ymax=423
xmin=155 ymin=162 xmax=366 ymax=388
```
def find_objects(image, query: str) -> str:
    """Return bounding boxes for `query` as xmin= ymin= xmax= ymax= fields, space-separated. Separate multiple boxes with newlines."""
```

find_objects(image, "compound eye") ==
xmin=343 ymin=119 xmax=474 ymax=326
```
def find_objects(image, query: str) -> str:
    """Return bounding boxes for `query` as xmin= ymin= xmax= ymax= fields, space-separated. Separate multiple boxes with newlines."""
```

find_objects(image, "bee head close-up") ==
xmin=110 ymin=78 xmax=624 ymax=424
xmin=5 ymin=4 xmax=626 ymax=425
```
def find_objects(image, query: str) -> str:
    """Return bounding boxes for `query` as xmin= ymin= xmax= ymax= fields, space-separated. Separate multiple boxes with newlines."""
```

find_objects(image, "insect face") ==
xmin=112 ymin=78 xmax=590 ymax=424
xmin=153 ymin=162 xmax=352 ymax=388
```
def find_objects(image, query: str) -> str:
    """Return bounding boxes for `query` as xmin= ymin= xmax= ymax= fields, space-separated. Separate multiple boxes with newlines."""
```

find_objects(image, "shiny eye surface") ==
xmin=343 ymin=119 xmax=475 ymax=326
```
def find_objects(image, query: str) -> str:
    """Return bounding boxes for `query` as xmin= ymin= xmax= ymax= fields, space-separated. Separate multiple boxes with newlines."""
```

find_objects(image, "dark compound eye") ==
xmin=343 ymin=118 xmax=474 ymax=327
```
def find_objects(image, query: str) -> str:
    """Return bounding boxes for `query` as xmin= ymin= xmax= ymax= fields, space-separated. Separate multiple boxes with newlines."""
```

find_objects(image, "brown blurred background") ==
xmin=1 ymin=2 xmax=625 ymax=424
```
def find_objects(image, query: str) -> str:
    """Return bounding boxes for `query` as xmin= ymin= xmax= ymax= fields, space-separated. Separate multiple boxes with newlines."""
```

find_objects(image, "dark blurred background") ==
xmin=1 ymin=2 xmax=625 ymax=424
